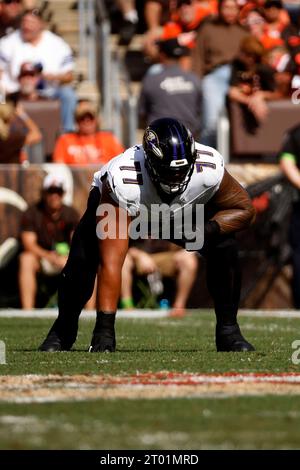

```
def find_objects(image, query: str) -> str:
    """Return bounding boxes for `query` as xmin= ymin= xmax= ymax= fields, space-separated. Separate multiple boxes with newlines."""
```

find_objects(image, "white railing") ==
xmin=78 ymin=0 xmax=96 ymax=83
xmin=78 ymin=0 xmax=137 ymax=142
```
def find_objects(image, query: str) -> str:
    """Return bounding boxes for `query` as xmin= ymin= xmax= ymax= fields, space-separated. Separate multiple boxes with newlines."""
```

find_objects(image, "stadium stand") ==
xmin=21 ymin=99 xmax=61 ymax=158
xmin=229 ymin=99 xmax=300 ymax=157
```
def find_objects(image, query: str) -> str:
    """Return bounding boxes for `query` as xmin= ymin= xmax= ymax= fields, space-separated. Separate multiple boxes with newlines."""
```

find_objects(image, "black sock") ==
xmin=205 ymin=237 xmax=241 ymax=327
xmin=95 ymin=311 xmax=116 ymax=331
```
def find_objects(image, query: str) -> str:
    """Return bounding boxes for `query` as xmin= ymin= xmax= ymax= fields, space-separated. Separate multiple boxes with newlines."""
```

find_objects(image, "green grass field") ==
xmin=0 ymin=311 xmax=300 ymax=449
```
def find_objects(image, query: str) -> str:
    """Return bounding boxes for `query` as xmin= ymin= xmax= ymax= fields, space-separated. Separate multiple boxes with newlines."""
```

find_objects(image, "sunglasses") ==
xmin=178 ymin=0 xmax=192 ymax=6
xmin=77 ymin=113 xmax=96 ymax=121
xmin=19 ymin=71 xmax=37 ymax=77
xmin=3 ymin=0 xmax=21 ymax=4
xmin=45 ymin=187 xmax=64 ymax=195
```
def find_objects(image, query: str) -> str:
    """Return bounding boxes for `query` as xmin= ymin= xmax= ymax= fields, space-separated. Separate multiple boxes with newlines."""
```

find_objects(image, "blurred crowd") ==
xmin=0 ymin=0 xmax=300 ymax=161
xmin=137 ymin=0 xmax=300 ymax=146
xmin=0 ymin=1 xmax=124 ymax=164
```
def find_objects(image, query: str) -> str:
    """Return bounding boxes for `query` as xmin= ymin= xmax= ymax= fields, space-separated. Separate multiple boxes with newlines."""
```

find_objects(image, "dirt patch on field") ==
xmin=1 ymin=373 xmax=300 ymax=403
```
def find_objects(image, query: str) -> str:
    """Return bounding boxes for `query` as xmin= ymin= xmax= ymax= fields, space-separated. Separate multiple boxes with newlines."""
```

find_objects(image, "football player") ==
xmin=39 ymin=117 xmax=256 ymax=353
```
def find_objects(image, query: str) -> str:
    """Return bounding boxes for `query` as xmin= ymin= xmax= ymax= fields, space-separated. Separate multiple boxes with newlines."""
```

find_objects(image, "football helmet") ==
xmin=143 ymin=117 xmax=196 ymax=195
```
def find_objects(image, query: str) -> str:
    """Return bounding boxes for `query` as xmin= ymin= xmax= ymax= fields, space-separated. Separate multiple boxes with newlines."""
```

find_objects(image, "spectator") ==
xmin=229 ymin=36 xmax=283 ymax=124
xmin=5 ymin=61 xmax=54 ymax=162
xmin=116 ymin=0 xmax=139 ymax=45
xmin=263 ymin=45 xmax=292 ymax=96
xmin=244 ymin=7 xmax=294 ymax=89
xmin=145 ymin=0 xmax=217 ymax=68
xmin=143 ymin=0 xmax=176 ymax=56
xmin=244 ymin=8 xmax=266 ymax=40
xmin=244 ymin=3 xmax=294 ymax=51
xmin=121 ymin=243 xmax=198 ymax=317
xmin=244 ymin=7 xmax=285 ymax=49
xmin=0 ymin=0 xmax=23 ymax=39
xmin=261 ymin=0 xmax=290 ymax=48
xmin=144 ymin=0 xmax=176 ymax=31
xmin=239 ymin=0 xmax=265 ymax=22
xmin=283 ymin=0 xmax=300 ymax=25
xmin=240 ymin=0 xmax=289 ymax=26
xmin=19 ymin=174 xmax=79 ymax=309
xmin=139 ymin=38 xmax=202 ymax=139
xmin=0 ymin=9 xmax=77 ymax=132
xmin=264 ymin=44 xmax=290 ymax=71
xmin=52 ymin=100 xmax=124 ymax=165
xmin=0 ymin=101 xmax=25 ymax=162
xmin=281 ymin=11 xmax=300 ymax=89
xmin=192 ymin=0 xmax=248 ymax=147
xmin=161 ymin=0 xmax=199 ymax=47
xmin=168 ymin=0 xmax=217 ymax=35
xmin=6 ymin=61 xmax=42 ymax=104
xmin=279 ymin=124 xmax=300 ymax=309
xmin=0 ymin=100 xmax=41 ymax=163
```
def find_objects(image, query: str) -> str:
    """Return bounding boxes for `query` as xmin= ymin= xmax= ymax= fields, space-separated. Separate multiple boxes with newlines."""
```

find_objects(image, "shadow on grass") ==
xmin=15 ymin=347 xmax=209 ymax=353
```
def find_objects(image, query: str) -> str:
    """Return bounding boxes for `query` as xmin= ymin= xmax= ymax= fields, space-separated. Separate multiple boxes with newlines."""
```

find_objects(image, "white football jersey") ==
xmin=92 ymin=142 xmax=224 ymax=217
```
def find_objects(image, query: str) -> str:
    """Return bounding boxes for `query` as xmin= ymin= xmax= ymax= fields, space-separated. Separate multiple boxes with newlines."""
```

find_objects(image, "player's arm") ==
xmin=96 ymin=181 xmax=131 ymax=312
xmin=208 ymin=169 xmax=256 ymax=234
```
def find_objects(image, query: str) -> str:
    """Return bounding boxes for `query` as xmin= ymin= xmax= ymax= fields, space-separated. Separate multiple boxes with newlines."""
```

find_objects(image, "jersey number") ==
xmin=119 ymin=160 xmax=216 ymax=184
xmin=195 ymin=162 xmax=216 ymax=173
xmin=120 ymin=162 xmax=143 ymax=185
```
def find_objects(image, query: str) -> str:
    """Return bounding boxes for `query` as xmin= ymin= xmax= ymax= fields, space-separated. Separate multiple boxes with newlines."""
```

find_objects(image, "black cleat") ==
xmin=89 ymin=329 xmax=116 ymax=353
xmin=38 ymin=330 xmax=72 ymax=352
xmin=216 ymin=323 xmax=255 ymax=352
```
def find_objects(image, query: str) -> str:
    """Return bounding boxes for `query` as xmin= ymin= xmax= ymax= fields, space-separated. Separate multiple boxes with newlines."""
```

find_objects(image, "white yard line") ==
xmin=239 ymin=310 xmax=300 ymax=319
xmin=0 ymin=308 xmax=300 ymax=319
xmin=0 ymin=309 xmax=169 ymax=319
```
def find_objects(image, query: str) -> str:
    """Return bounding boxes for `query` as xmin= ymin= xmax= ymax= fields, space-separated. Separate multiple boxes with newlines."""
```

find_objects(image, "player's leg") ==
xmin=120 ymin=249 xmax=135 ymax=309
xmin=85 ymin=278 xmax=97 ymax=310
xmin=39 ymin=187 xmax=100 ymax=351
xmin=204 ymin=235 xmax=255 ymax=352
xmin=292 ymin=248 xmax=300 ymax=309
xmin=289 ymin=202 xmax=300 ymax=308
